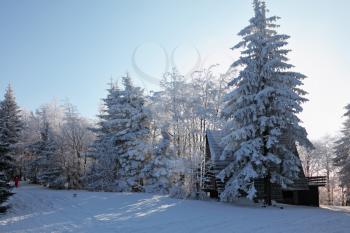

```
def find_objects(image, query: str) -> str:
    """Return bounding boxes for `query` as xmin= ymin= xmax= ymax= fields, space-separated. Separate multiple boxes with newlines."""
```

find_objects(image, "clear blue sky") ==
xmin=0 ymin=0 xmax=349 ymax=140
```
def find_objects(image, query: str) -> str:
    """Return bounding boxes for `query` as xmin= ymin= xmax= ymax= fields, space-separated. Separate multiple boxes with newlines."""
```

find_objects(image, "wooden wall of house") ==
xmin=297 ymin=186 xmax=320 ymax=207
xmin=254 ymin=179 xmax=283 ymax=202
xmin=281 ymin=186 xmax=320 ymax=207
xmin=204 ymin=133 xmax=322 ymax=206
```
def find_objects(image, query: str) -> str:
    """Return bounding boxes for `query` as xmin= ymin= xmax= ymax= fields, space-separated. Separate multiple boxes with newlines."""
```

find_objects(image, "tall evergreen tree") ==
xmin=334 ymin=104 xmax=350 ymax=205
xmin=25 ymin=103 xmax=64 ymax=187
xmin=32 ymin=121 xmax=65 ymax=188
xmin=115 ymin=75 xmax=151 ymax=192
xmin=219 ymin=0 xmax=311 ymax=204
xmin=0 ymin=85 xmax=22 ymax=208
xmin=86 ymin=76 xmax=150 ymax=192
xmin=85 ymin=81 xmax=123 ymax=191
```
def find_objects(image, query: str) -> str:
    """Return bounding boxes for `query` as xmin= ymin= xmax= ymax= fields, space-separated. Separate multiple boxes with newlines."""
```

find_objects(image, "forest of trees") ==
xmin=0 ymin=66 xmax=230 ymax=208
xmin=1 ymin=0 xmax=349 ymax=210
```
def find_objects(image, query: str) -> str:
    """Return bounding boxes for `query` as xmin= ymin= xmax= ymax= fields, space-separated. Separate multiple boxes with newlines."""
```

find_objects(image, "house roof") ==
xmin=206 ymin=130 xmax=225 ymax=161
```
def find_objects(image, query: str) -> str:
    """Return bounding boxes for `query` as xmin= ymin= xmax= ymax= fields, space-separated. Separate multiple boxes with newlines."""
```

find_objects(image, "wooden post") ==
xmin=326 ymin=168 xmax=331 ymax=205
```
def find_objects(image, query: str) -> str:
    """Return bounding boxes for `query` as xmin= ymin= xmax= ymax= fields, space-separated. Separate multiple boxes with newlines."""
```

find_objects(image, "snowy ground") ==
xmin=1 ymin=184 xmax=350 ymax=233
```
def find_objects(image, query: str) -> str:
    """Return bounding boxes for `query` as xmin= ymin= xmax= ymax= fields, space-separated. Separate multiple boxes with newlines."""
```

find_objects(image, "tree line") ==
xmin=0 ymin=67 xmax=230 ymax=210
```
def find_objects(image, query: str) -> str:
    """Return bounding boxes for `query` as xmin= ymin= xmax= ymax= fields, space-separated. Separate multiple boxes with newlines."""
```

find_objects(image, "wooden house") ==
xmin=202 ymin=130 xmax=326 ymax=207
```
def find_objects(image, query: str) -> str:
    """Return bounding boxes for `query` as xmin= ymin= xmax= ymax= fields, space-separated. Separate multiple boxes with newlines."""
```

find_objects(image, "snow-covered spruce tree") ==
xmin=142 ymin=125 xmax=174 ymax=194
xmin=0 ymin=85 xmax=22 ymax=208
xmin=115 ymin=75 xmax=151 ymax=192
xmin=85 ymin=81 xmax=123 ymax=191
xmin=25 ymin=102 xmax=65 ymax=186
xmin=219 ymin=0 xmax=311 ymax=204
xmin=334 ymin=104 xmax=350 ymax=205
xmin=31 ymin=121 xmax=65 ymax=188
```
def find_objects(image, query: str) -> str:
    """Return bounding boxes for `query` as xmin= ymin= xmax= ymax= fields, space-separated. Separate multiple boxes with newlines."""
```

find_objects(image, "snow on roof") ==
xmin=206 ymin=130 xmax=225 ymax=161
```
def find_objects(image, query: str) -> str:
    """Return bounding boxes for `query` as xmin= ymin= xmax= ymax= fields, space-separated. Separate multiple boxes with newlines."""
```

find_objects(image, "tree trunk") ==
xmin=264 ymin=173 xmax=272 ymax=206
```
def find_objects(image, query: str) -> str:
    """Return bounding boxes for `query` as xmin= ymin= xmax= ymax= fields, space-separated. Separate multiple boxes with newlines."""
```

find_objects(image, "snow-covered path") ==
xmin=1 ymin=184 xmax=350 ymax=233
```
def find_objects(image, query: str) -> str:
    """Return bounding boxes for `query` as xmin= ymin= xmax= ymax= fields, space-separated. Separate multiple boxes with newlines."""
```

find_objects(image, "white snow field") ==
xmin=1 ymin=184 xmax=350 ymax=233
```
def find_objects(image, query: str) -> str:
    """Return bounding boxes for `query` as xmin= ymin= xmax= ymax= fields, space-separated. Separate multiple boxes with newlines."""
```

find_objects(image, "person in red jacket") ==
xmin=14 ymin=176 xmax=20 ymax=188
